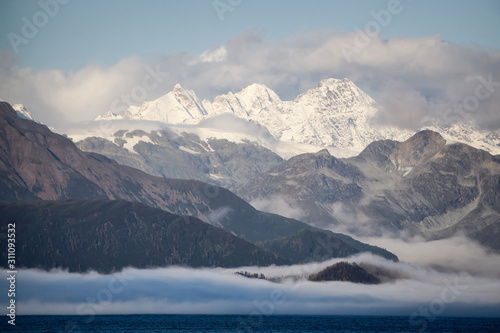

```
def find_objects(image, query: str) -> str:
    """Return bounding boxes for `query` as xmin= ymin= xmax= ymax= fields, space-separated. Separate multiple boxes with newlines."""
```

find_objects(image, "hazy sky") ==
xmin=0 ymin=0 xmax=499 ymax=129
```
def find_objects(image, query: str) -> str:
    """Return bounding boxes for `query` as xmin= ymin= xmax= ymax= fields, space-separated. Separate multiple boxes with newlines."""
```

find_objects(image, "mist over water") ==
xmin=3 ymin=249 xmax=500 ymax=319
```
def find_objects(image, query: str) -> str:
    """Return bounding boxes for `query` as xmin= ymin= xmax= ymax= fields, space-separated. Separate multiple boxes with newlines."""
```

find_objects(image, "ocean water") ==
xmin=2 ymin=315 xmax=500 ymax=332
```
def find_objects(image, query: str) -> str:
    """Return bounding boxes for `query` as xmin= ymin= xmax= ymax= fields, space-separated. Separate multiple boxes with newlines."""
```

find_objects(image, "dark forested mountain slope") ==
xmin=0 ymin=200 xmax=291 ymax=272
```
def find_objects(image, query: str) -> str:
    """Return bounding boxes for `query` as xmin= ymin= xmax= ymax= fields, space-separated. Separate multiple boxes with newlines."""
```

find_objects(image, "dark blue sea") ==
xmin=2 ymin=315 xmax=500 ymax=332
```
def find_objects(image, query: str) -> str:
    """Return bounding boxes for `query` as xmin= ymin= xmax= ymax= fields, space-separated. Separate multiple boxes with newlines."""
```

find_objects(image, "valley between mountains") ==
xmin=0 ymin=101 xmax=396 ymax=274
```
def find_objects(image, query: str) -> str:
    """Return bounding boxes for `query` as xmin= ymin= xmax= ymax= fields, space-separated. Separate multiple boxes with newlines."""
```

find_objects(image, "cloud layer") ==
xmin=1 ymin=30 xmax=499 ymax=130
xmin=3 ymin=247 xmax=500 ymax=319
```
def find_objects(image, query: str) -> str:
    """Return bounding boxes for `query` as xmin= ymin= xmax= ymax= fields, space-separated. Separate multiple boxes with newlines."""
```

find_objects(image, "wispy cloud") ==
xmin=250 ymin=195 xmax=307 ymax=221
xmin=355 ymin=234 xmax=500 ymax=279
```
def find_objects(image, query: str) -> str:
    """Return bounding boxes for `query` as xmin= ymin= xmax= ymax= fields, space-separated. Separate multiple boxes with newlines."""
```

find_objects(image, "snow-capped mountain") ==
xmin=96 ymin=78 xmax=408 ymax=154
xmin=205 ymin=78 xmax=395 ymax=150
xmin=423 ymin=122 xmax=500 ymax=155
xmin=96 ymin=78 xmax=500 ymax=156
xmin=13 ymin=104 xmax=37 ymax=122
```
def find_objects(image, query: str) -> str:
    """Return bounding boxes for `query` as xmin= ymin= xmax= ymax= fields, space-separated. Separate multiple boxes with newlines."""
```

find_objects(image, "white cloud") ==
xmin=355 ymin=234 xmax=500 ymax=279
xmin=1 ymin=30 xmax=499 ymax=130
xmin=0 ymin=55 xmax=147 ymax=126
xmin=206 ymin=206 xmax=233 ymax=225
xmin=250 ymin=195 xmax=307 ymax=221
xmin=199 ymin=45 xmax=227 ymax=63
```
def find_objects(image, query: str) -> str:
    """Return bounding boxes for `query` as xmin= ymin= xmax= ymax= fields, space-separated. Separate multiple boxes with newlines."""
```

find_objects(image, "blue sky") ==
xmin=1 ymin=0 xmax=499 ymax=71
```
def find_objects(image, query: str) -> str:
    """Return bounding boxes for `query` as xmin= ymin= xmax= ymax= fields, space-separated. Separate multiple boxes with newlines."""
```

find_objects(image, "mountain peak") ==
xmin=313 ymin=78 xmax=375 ymax=106
xmin=315 ymin=148 xmax=332 ymax=157
xmin=95 ymin=110 xmax=122 ymax=121
xmin=237 ymin=83 xmax=281 ymax=102
xmin=170 ymin=83 xmax=201 ymax=102
xmin=173 ymin=83 xmax=185 ymax=92
xmin=243 ymin=82 xmax=271 ymax=91
xmin=404 ymin=130 xmax=446 ymax=148
xmin=317 ymin=77 xmax=352 ymax=88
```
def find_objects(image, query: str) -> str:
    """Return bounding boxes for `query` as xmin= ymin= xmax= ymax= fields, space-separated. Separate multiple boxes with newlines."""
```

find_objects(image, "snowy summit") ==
xmin=95 ymin=78 xmax=500 ymax=156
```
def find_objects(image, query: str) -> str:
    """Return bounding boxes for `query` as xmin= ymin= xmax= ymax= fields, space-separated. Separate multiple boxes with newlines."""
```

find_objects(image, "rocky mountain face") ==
xmin=238 ymin=130 xmax=500 ymax=243
xmin=0 ymin=200 xmax=290 ymax=272
xmin=473 ymin=220 xmax=500 ymax=253
xmin=0 ymin=102 xmax=396 ymax=263
xmin=76 ymin=129 xmax=283 ymax=191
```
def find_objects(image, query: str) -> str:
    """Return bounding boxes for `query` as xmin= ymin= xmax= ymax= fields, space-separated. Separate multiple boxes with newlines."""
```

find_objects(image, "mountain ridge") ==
xmin=93 ymin=78 xmax=500 ymax=156
xmin=238 ymin=130 xmax=500 ymax=243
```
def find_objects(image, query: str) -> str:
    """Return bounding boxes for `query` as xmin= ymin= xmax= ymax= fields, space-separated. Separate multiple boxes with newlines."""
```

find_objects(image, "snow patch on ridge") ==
xmin=122 ymin=135 xmax=152 ymax=154
xmin=13 ymin=104 xmax=38 ymax=122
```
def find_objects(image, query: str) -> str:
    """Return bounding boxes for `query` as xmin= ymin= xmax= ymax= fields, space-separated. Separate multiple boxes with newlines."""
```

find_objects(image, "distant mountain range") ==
xmin=238 ymin=130 xmax=500 ymax=251
xmin=64 ymin=78 xmax=500 ymax=191
xmin=3 ymin=73 xmax=498 ymax=272
xmin=0 ymin=101 xmax=396 ymax=272
xmin=72 ymin=78 xmax=498 ymax=251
